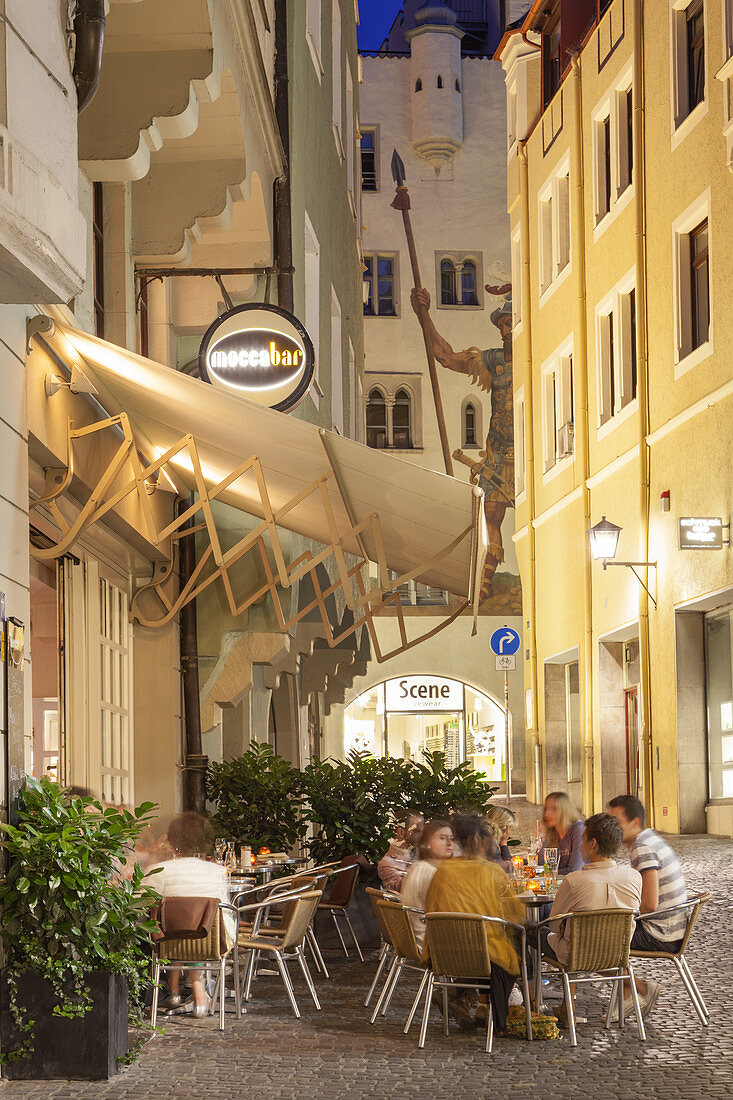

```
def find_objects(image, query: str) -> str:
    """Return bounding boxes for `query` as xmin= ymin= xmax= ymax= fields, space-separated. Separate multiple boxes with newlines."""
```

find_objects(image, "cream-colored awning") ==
xmin=30 ymin=317 xmax=486 ymax=655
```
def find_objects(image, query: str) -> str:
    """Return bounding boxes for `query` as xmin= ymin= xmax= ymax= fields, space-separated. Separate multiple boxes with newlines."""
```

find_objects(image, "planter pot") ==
xmin=0 ymin=970 xmax=128 ymax=1080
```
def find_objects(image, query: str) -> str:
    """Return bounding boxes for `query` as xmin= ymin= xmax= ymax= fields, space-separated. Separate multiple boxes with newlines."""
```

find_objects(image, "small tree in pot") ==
xmin=206 ymin=742 xmax=306 ymax=853
xmin=0 ymin=777 xmax=160 ymax=1079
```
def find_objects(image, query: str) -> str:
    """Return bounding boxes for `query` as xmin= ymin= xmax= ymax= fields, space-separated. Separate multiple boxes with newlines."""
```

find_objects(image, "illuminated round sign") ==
xmin=198 ymin=303 xmax=315 ymax=412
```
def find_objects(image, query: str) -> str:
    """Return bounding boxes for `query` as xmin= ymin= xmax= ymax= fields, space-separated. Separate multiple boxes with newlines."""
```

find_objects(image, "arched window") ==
xmin=392 ymin=389 xmax=412 ymax=449
xmin=455 ymin=78 xmax=461 ymax=92
xmin=463 ymin=402 xmax=477 ymax=447
xmin=437 ymin=74 xmax=443 ymax=89
xmin=366 ymin=389 xmax=387 ymax=449
xmin=440 ymin=258 xmax=457 ymax=305
xmin=415 ymin=77 xmax=422 ymax=92
xmin=461 ymin=260 xmax=479 ymax=306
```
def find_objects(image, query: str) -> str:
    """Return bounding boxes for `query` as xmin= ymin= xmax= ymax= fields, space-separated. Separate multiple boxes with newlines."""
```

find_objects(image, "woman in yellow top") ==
xmin=425 ymin=814 xmax=524 ymax=1034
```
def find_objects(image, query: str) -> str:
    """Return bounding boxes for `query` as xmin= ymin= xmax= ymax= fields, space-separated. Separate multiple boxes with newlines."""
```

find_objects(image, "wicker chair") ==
xmin=364 ymin=887 xmax=398 ymax=1007
xmin=536 ymin=907 xmax=644 ymax=1046
xmin=150 ymin=901 xmax=240 ymax=1031
xmin=421 ymin=911 xmax=532 ymax=1052
xmin=629 ymin=891 xmax=710 ymax=1026
xmin=368 ymin=898 xmax=428 ymax=1025
xmin=237 ymin=889 xmax=323 ymax=1018
xmin=317 ymin=859 xmax=364 ymax=962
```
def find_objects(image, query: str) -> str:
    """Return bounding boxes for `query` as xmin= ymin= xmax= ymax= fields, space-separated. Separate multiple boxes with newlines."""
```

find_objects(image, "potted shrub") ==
xmin=0 ymin=777 xmax=160 ymax=1079
xmin=206 ymin=741 xmax=306 ymax=853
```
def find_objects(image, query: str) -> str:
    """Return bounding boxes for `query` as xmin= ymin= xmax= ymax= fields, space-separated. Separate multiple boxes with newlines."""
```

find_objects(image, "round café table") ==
xmin=516 ymin=890 xmax=555 ymax=1012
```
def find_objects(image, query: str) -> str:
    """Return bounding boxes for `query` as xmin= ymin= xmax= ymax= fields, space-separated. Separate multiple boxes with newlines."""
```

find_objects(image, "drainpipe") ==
xmin=178 ymin=495 xmax=207 ymax=814
xmin=73 ymin=0 xmax=106 ymax=113
xmin=569 ymin=54 xmax=595 ymax=815
xmin=518 ymin=142 xmax=541 ymax=803
xmin=633 ymin=0 xmax=655 ymax=826
xmin=274 ymin=0 xmax=294 ymax=312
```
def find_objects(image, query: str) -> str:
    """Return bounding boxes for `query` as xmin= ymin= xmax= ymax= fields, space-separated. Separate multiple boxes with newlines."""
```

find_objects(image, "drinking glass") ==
xmin=544 ymin=847 xmax=559 ymax=872
xmin=215 ymin=837 xmax=227 ymax=863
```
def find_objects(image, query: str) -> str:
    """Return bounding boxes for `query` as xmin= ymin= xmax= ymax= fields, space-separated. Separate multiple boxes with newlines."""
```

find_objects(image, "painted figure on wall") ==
xmin=410 ymin=283 xmax=514 ymax=602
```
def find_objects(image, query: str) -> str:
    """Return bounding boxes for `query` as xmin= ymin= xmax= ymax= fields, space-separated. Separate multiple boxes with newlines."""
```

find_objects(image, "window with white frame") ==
xmin=511 ymin=227 xmax=522 ymax=328
xmin=593 ymin=72 xmax=635 ymax=227
xmin=671 ymin=0 xmax=706 ymax=131
xmin=332 ymin=0 xmax=342 ymax=151
xmin=514 ymin=387 xmax=526 ymax=496
xmin=304 ymin=214 xmax=321 ymax=405
xmin=360 ymin=126 xmax=378 ymax=191
xmin=346 ymin=62 xmax=355 ymax=210
xmin=462 ymin=400 xmax=481 ymax=448
xmin=306 ymin=0 xmax=322 ymax=77
xmin=364 ymin=253 xmax=398 ymax=316
xmin=596 ymin=275 xmax=638 ymax=426
xmin=673 ymin=193 xmax=711 ymax=370
xmin=392 ymin=388 xmax=413 ymax=448
xmin=542 ymin=344 xmax=574 ymax=472
xmin=366 ymin=387 xmax=387 ymax=448
xmin=99 ymin=578 xmax=131 ymax=807
xmin=538 ymin=161 xmax=570 ymax=298
xmin=436 ymin=252 xmax=482 ymax=308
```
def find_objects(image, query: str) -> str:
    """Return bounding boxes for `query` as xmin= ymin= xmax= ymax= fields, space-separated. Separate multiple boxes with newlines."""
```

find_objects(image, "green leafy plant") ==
xmin=206 ymin=742 xmax=307 ymax=852
xmin=0 ymin=777 xmax=160 ymax=1065
xmin=398 ymin=750 xmax=498 ymax=821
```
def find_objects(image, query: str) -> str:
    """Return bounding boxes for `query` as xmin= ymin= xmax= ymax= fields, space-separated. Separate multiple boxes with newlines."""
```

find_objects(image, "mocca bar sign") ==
xmin=198 ymin=303 xmax=315 ymax=412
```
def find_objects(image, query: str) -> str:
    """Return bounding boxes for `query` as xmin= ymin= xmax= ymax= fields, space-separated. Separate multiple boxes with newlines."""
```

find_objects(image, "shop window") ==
xmin=705 ymin=606 xmax=733 ymax=800
xmin=93 ymin=182 xmax=104 ymax=339
xmin=366 ymin=388 xmax=387 ymax=449
xmin=363 ymin=253 xmax=397 ymax=316
xmin=392 ymin=388 xmax=412 ymax=449
xmin=360 ymin=127 xmax=378 ymax=191
xmin=99 ymin=578 xmax=131 ymax=807
xmin=463 ymin=401 xmax=477 ymax=447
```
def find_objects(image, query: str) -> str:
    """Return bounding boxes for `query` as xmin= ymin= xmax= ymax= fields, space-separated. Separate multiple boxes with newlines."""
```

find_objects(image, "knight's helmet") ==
xmin=487 ymin=285 xmax=513 ymax=329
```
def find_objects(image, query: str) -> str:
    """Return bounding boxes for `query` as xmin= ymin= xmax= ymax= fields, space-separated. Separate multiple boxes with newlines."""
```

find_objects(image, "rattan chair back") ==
xmin=275 ymin=877 xmax=319 ymax=925
xmin=278 ymin=890 xmax=323 ymax=950
xmin=366 ymin=887 xmax=391 ymax=940
xmin=376 ymin=899 xmax=421 ymax=962
xmin=425 ymin=912 xmax=492 ymax=978
xmin=156 ymin=914 xmax=226 ymax=961
xmin=676 ymin=892 xmax=710 ymax=955
xmin=566 ymin=908 xmax=634 ymax=972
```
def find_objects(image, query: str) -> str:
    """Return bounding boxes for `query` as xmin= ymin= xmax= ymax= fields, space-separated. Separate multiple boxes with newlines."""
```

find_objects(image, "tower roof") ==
xmin=371 ymin=1 xmax=501 ymax=58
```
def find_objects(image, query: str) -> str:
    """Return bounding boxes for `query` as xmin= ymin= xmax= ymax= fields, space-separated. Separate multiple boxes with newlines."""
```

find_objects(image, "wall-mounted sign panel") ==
xmin=198 ymin=303 xmax=315 ymax=412
xmin=385 ymin=675 xmax=464 ymax=712
xmin=678 ymin=517 xmax=724 ymax=550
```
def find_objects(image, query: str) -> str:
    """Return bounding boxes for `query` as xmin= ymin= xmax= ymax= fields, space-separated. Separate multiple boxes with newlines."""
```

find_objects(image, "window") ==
xmin=542 ymin=344 xmax=574 ymax=473
xmin=538 ymin=161 xmax=570 ymax=299
xmin=596 ymin=276 xmax=638 ymax=427
xmin=392 ymin=389 xmax=412 ymax=448
xmin=93 ymin=182 xmax=104 ymax=339
xmin=304 ymin=214 xmax=321 ymax=405
xmin=366 ymin=389 xmax=387 ymax=449
xmin=672 ymin=0 xmax=707 ymax=132
xmin=346 ymin=63 xmax=355 ymax=206
xmin=514 ymin=388 xmax=526 ymax=496
xmin=361 ymin=127 xmax=378 ymax=191
xmin=363 ymin=254 xmax=397 ymax=316
xmin=542 ymin=12 xmax=562 ymax=107
xmin=331 ymin=288 xmax=343 ymax=433
xmin=565 ymin=661 xmax=582 ymax=783
xmin=99 ymin=578 xmax=131 ymax=806
xmin=673 ymin=194 xmax=712 ymax=371
xmin=455 ymin=78 xmax=461 ymax=91
xmin=306 ymin=0 xmax=322 ymax=77
xmin=463 ymin=401 xmax=479 ymax=447
xmin=331 ymin=0 xmax=342 ymax=149
xmin=437 ymin=75 xmax=443 ymax=89
xmin=593 ymin=77 xmax=634 ymax=228
xmin=511 ymin=228 xmax=522 ymax=329
xmin=436 ymin=252 xmax=483 ymax=308
xmin=415 ymin=77 xmax=422 ymax=91
xmin=705 ymin=605 xmax=733 ymax=800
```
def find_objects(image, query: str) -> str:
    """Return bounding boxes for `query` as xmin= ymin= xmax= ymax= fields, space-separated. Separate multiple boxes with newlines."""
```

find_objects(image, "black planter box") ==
xmin=0 ymin=970 xmax=128 ymax=1080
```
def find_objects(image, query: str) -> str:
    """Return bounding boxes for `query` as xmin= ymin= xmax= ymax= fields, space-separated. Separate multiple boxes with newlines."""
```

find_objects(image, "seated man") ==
xmin=377 ymin=811 xmax=424 ymax=892
xmin=543 ymin=812 xmax=641 ymax=1027
xmin=608 ymin=794 xmax=688 ymax=1018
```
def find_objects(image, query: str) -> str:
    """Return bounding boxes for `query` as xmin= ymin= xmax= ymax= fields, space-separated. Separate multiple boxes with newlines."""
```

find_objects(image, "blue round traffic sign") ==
xmin=490 ymin=627 xmax=521 ymax=656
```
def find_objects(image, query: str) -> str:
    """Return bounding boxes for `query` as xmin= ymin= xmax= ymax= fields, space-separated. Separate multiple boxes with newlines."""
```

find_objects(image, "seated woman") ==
xmin=424 ymin=814 xmax=523 ymax=1034
xmin=401 ymin=819 xmax=454 ymax=952
xmin=147 ymin=812 xmax=234 ymax=1018
xmin=540 ymin=792 xmax=585 ymax=875
xmin=377 ymin=811 xmax=424 ymax=892
xmin=484 ymin=805 xmax=516 ymax=867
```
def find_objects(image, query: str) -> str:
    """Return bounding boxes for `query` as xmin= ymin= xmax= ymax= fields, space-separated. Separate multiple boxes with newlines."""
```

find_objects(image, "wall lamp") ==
xmin=588 ymin=516 xmax=657 ymax=608
xmin=45 ymin=363 xmax=98 ymax=398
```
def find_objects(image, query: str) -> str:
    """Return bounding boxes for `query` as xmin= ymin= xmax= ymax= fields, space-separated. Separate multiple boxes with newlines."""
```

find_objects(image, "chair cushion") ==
xmin=152 ymin=896 xmax=219 ymax=941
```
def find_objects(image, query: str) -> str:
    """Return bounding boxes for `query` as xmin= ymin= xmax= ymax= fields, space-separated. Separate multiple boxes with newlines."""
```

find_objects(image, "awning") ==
xmin=30 ymin=317 xmax=487 ymax=658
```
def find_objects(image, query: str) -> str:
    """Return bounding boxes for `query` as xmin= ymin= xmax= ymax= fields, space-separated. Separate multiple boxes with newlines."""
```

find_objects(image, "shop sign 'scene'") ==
xmin=198 ymin=303 xmax=315 ymax=412
xmin=384 ymin=675 xmax=464 ymax=712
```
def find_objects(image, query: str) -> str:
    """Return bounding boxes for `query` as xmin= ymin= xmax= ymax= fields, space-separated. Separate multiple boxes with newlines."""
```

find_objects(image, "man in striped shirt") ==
xmin=608 ymin=795 xmax=688 ymax=1017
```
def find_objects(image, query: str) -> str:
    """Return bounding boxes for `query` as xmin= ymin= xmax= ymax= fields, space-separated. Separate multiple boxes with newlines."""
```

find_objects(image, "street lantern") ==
xmin=588 ymin=516 xmax=622 ymax=562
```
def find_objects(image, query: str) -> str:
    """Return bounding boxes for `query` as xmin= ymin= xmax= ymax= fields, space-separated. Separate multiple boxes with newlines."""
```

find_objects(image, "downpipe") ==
xmin=72 ymin=0 xmax=106 ymax=113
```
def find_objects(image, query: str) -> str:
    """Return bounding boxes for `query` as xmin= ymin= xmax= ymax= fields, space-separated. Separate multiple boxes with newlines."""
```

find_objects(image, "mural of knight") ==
xmin=411 ymin=283 xmax=514 ymax=602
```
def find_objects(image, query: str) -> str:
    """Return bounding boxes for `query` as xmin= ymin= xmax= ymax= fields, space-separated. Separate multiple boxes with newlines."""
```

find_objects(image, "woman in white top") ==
xmin=147 ymin=812 xmax=233 ymax=1017
xmin=401 ymin=819 xmax=455 ymax=953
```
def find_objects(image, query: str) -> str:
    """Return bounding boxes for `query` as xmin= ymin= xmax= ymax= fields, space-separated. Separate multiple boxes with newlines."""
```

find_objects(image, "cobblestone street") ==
xmin=2 ymin=832 xmax=732 ymax=1100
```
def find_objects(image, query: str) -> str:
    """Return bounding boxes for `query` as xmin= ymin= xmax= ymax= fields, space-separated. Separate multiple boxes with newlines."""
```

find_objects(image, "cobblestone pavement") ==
xmin=2 ymin=831 xmax=732 ymax=1100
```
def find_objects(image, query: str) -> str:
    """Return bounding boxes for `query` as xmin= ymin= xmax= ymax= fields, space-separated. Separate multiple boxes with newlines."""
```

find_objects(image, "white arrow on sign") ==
xmin=499 ymin=632 xmax=515 ymax=653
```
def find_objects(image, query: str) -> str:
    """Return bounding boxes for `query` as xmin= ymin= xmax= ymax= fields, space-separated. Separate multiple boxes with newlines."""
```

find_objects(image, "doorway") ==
xmin=624 ymin=687 xmax=640 ymax=797
xmin=29 ymin=568 xmax=60 ymax=781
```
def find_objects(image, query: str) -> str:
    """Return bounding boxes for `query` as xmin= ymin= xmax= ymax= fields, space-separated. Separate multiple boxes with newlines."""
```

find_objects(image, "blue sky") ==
xmin=357 ymin=1 xmax=404 ymax=51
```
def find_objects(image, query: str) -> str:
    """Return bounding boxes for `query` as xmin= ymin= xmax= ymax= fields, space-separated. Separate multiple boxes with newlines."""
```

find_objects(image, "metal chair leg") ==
xmin=151 ymin=959 xmax=161 ymax=1028
xmin=626 ymin=965 xmax=646 ymax=1041
xmin=404 ymin=969 xmax=430 ymax=1034
xmin=219 ymin=959 xmax=226 ymax=1030
xmin=675 ymin=956 xmax=709 ymax=1025
xmin=297 ymin=947 xmax=321 ymax=1010
xmin=484 ymin=998 xmax=494 ymax=1054
xmin=232 ymin=946 xmax=242 ymax=1020
xmin=619 ymin=972 xmax=626 ymax=1029
xmin=442 ymin=984 xmax=450 ymax=1036
xmin=605 ymin=979 xmax=618 ymax=1029
xmin=370 ymin=955 xmax=399 ymax=1024
xmin=380 ymin=960 xmax=403 ymax=1016
xmin=418 ymin=972 xmax=435 ymax=1049
xmin=562 ymin=971 xmax=577 ymax=1046
xmin=307 ymin=925 xmax=330 ymax=979
xmin=331 ymin=911 xmax=349 ymax=957
xmin=520 ymin=955 xmax=533 ymax=1041
xmin=365 ymin=942 xmax=389 ymax=1007
xmin=343 ymin=911 xmax=364 ymax=963
xmin=243 ymin=948 xmax=258 ymax=1002
xmin=274 ymin=951 xmax=301 ymax=1019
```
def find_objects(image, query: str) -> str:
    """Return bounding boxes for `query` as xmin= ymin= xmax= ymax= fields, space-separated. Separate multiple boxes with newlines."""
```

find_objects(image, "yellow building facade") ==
xmin=499 ymin=0 xmax=733 ymax=835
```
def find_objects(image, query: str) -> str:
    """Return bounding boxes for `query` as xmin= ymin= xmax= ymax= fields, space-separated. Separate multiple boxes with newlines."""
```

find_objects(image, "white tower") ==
xmin=406 ymin=3 xmax=464 ymax=177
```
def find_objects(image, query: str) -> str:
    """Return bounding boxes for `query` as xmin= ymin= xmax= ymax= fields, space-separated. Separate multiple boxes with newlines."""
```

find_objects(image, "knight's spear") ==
xmin=390 ymin=148 xmax=453 ymax=476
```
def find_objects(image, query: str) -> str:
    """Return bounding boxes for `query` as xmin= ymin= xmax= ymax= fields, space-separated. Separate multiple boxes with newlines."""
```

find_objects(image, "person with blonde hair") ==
xmin=485 ymin=805 xmax=516 ymax=865
xmin=540 ymin=791 xmax=585 ymax=875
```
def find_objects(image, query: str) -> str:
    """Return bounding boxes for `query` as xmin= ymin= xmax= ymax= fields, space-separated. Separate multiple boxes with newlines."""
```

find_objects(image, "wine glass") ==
xmin=544 ymin=847 xmax=559 ymax=872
